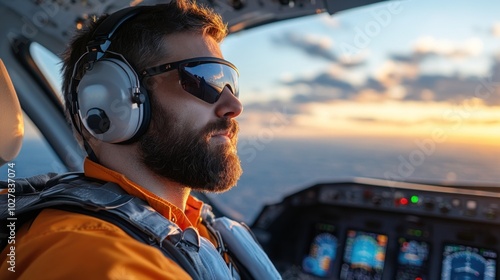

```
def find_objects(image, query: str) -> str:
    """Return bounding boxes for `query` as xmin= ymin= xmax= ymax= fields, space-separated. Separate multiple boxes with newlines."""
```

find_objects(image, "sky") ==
xmin=220 ymin=0 xmax=500 ymax=146
xmin=214 ymin=0 xmax=500 ymax=218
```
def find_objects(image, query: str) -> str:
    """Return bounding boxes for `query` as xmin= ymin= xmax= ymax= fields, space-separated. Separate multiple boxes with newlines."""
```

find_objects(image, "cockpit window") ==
xmin=29 ymin=42 xmax=64 ymax=104
xmin=219 ymin=0 xmax=500 ymax=222
xmin=0 ymin=113 xmax=67 ymax=179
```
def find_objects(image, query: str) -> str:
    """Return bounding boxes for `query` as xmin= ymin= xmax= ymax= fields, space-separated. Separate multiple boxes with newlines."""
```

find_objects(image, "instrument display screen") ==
xmin=441 ymin=244 xmax=497 ymax=280
xmin=340 ymin=229 xmax=388 ymax=280
xmin=301 ymin=223 xmax=338 ymax=277
xmin=395 ymin=238 xmax=430 ymax=280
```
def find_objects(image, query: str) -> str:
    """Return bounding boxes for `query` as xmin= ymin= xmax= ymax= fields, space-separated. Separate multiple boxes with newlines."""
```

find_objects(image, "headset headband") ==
xmin=86 ymin=6 xmax=144 ymax=62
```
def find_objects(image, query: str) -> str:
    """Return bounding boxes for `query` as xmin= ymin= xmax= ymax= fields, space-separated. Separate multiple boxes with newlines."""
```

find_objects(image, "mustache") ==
xmin=204 ymin=118 xmax=239 ymax=138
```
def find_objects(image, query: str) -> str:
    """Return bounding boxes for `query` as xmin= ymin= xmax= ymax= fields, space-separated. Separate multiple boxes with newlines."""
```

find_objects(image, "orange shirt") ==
xmin=0 ymin=159 xmax=215 ymax=279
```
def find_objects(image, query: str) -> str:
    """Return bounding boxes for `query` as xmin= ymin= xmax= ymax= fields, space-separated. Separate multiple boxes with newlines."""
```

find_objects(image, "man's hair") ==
xmin=60 ymin=0 xmax=227 ymax=147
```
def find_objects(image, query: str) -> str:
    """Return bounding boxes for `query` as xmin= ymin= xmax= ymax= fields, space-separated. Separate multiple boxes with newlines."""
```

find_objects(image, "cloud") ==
xmin=282 ymin=71 xmax=357 ymax=103
xmin=374 ymin=60 xmax=419 ymax=87
xmin=365 ymin=77 xmax=386 ymax=92
xmin=400 ymin=71 xmax=500 ymax=106
xmin=243 ymin=99 xmax=303 ymax=115
xmin=320 ymin=14 xmax=341 ymax=29
xmin=346 ymin=114 xmax=500 ymax=127
xmin=338 ymin=55 xmax=367 ymax=68
xmin=272 ymin=32 xmax=367 ymax=68
xmin=492 ymin=22 xmax=500 ymax=37
xmin=389 ymin=53 xmax=415 ymax=63
xmin=245 ymin=38 xmax=500 ymax=115
xmin=275 ymin=55 xmax=500 ymax=106
xmin=402 ymin=74 xmax=468 ymax=102
xmin=413 ymin=36 xmax=483 ymax=59
xmin=391 ymin=37 xmax=484 ymax=63
xmin=272 ymin=32 xmax=338 ymax=62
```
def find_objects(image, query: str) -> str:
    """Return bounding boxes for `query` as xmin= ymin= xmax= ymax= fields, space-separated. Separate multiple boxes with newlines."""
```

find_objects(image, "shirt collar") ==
xmin=83 ymin=158 xmax=203 ymax=230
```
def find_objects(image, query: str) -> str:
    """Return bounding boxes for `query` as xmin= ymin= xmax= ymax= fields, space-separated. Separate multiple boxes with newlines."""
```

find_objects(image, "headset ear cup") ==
xmin=76 ymin=58 xmax=149 ymax=143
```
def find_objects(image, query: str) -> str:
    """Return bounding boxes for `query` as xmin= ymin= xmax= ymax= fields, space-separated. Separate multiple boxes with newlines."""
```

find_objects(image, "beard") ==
xmin=139 ymin=99 xmax=242 ymax=193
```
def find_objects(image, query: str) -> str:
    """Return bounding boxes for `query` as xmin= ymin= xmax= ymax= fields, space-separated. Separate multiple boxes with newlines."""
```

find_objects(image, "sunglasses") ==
xmin=141 ymin=57 xmax=239 ymax=104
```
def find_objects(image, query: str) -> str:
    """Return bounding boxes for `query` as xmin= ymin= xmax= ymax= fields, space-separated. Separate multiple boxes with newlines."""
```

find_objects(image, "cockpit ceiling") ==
xmin=0 ymin=0 xmax=388 ymax=45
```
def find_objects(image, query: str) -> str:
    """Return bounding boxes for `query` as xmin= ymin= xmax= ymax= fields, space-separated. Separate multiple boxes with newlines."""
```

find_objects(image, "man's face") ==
xmin=139 ymin=33 xmax=243 ymax=192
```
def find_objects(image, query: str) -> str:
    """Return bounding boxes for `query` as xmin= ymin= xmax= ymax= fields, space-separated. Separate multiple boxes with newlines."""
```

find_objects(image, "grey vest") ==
xmin=0 ymin=173 xmax=281 ymax=280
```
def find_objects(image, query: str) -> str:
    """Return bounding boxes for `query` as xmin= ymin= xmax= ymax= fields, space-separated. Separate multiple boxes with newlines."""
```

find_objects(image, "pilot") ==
xmin=0 ymin=1 xmax=279 ymax=279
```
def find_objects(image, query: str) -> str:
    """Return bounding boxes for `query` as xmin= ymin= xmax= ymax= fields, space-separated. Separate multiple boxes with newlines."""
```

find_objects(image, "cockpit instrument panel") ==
xmin=252 ymin=178 xmax=500 ymax=279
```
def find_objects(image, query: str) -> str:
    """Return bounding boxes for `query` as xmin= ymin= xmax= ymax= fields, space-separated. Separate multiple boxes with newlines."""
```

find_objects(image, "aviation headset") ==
xmin=69 ymin=6 xmax=151 ymax=144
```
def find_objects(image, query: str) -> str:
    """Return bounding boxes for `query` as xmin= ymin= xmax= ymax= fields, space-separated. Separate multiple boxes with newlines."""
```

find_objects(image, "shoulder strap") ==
xmin=1 ymin=173 xmax=281 ymax=279
xmin=0 ymin=173 xmax=235 ymax=280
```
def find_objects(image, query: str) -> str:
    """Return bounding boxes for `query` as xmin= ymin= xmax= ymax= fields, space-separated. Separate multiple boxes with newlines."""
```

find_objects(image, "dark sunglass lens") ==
xmin=180 ymin=72 xmax=220 ymax=104
xmin=223 ymin=67 xmax=239 ymax=97
xmin=181 ymin=62 xmax=239 ymax=103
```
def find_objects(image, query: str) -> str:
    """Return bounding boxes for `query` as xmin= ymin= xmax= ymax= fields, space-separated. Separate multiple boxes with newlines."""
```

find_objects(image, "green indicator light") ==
xmin=415 ymin=230 xmax=422 ymax=237
xmin=411 ymin=195 xmax=419 ymax=204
